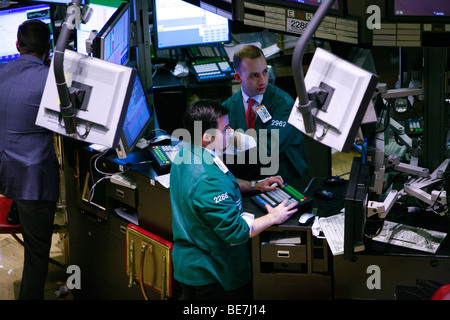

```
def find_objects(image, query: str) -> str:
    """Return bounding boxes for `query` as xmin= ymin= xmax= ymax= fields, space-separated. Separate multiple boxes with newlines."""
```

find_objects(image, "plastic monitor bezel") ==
xmin=36 ymin=49 xmax=136 ymax=148
xmin=288 ymin=47 xmax=379 ymax=153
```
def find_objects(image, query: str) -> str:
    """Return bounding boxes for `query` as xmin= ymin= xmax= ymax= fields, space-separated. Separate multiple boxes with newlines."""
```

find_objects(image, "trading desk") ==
xmin=63 ymin=136 xmax=450 ymax=300
xmin=334 ymin=206 xmax=450 ymax=300
xmin=244 ymin=178 xmax=346 ymax=300
xmin=62 ymin=138 xmax=174 ymax=299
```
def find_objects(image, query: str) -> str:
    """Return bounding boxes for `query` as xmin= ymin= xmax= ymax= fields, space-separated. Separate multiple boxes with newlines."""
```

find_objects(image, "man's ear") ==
xmin=234 ymin=71 xmax=242 ymax=84
xmin=16 ymin=41 xmax=20 ymax=53
xmin=202 ymin=132 xmax=215 ymax=148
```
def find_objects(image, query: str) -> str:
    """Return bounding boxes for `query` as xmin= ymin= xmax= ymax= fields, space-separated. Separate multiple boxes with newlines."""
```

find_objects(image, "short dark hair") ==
xmin=233 ymin=45 xmax=264 ymax=72
xmin=183 ymin=99 xmax=229 ymax=137
xmin=17 ymin=19 xmax=51 ymax=56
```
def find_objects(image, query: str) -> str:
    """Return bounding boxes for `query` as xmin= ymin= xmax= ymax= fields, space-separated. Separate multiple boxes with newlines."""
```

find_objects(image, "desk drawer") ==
xmin=260 ymin=243 xmax=307 ymax=264
xmin=106 ymin=182 xmax=136 ymax=208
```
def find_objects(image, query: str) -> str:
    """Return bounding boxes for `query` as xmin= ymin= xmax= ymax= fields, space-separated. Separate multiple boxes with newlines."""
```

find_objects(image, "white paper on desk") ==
xmin=155 ymin=173 xmax=170 ymax=188
xmin=318 ymin=212 xmax=345 ymax=256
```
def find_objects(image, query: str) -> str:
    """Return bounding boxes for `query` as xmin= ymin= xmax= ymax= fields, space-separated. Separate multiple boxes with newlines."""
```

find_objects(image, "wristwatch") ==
xmin=251 ymin=180 xmax=257 ymax=192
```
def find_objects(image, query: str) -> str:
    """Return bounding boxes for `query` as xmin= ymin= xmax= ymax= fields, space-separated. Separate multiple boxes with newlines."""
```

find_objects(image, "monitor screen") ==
xmin=20 ymin=0 xmax=85 ymax=4
xmin=288 ymin=47 xmax=379 ymax=153
xmin=116 ymin=72 xmax=153 ymax=158
xmin=93 ymin=2 xmax=130 ymax=66
xmin=388 ymin=0 xmax=450 ymax=22
xmin=154 ymin=0 xmax=230 ymax=49
xmin=37 ymin=49 xmax=136 ymax=148
xmin=257 ymin=0 xmax=345 ymax=16
xmin=75 ymin=2 xmax=119 ymax=55
xmin=0 ymin=4 xmax=54 ymax=63
xmin=394 ymin=0 xmax=449 ymax=17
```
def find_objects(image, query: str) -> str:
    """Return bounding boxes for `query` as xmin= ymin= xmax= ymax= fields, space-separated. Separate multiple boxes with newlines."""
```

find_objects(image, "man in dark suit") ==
xmin=0 ymin=19 xmax=60 ymax=300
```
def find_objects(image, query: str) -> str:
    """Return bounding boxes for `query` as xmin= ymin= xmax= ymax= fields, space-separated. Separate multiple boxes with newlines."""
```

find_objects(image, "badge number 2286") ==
xmin=287 ymin=18 xmax=309 ymax=35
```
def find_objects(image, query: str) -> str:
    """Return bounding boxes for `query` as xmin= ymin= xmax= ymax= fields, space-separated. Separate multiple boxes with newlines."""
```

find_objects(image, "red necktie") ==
xmin=246 ymin=98 xmax=256 ymax=129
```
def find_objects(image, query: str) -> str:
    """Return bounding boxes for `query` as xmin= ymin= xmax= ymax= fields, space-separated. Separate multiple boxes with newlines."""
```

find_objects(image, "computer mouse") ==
xmin=323 ymin=176 xmax=346 ymax=186
xmin=298 ymin=212 xmax=315 ymax=225
xmin=314 ymin=189 xmax=334 ymax=200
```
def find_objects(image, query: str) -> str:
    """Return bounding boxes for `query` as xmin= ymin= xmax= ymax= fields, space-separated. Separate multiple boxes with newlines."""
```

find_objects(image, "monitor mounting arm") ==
xmin=53 ymin=0 xmax=92 ymax=135
xmin=291 ymin=0 xmax=335 ymax=134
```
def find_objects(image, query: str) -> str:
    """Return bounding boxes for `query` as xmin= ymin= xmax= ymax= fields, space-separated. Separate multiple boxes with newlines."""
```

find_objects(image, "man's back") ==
xmin=0 ymin=54 xmax=59 ymax=201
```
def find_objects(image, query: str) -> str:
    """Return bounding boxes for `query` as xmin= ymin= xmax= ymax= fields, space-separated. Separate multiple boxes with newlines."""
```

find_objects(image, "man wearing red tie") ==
xmin=222 ymin=45 xmax=308 ymax=180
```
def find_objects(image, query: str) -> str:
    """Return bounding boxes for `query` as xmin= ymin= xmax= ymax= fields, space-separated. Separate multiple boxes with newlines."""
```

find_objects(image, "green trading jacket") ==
xmin=170 ymin=144 xmax=251 ymax=290
xmin=222 ymin=84 xmax=308 ymax=179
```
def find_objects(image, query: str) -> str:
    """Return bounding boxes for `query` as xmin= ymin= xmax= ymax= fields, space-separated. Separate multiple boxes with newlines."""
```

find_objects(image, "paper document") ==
xmin=319 ymin=212 xmax=345 ymax=255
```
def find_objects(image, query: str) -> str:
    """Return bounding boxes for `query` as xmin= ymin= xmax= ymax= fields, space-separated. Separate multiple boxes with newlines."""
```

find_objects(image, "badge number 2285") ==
xmin=287 ymin=18 xmax=309 ymax=35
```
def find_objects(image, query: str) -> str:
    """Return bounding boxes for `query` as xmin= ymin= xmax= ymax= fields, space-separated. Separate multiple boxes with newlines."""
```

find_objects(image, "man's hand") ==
xmin=250 ymin=199 xmax=298 ymax=237
xmin=264 ymin=198 xmax=298 ymax=225
xmin=256 ymin=175 xmax=284 ymax=192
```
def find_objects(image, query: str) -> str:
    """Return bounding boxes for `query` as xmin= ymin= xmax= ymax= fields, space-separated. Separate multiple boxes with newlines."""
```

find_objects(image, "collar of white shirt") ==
xmin=241 ymin=91 xmax=264 ymax=113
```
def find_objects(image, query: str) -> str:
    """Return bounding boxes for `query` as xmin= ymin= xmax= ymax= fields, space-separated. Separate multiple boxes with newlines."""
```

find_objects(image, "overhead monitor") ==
xmin=388 ymin=0 xmax=450 ymax=22
xmin=257 ymin=0 xmax=345 ymax=16
xmin=153 ymin=0 xmax=230 ymax=49
xmin=115 ymin=72 xmax=153 ymax=159
xmin=92 ymin=2 xmax=130 ymax=65
xmin=36 ymin=49 xmax=136 ymax=148
xmin=20 ymin=0 xmax=85 ymax=4
xmin=0 ymin=3 xmax=54 ymax=63
xmin=288 ymin=47 xmax=379 ymax=153
xmin=75 ymin=1 xmax=120 ymax=55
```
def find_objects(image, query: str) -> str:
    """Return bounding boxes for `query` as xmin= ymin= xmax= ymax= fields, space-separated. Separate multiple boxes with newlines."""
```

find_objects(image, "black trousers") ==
xmin=15 ymin=199 xmax=56 ymax=300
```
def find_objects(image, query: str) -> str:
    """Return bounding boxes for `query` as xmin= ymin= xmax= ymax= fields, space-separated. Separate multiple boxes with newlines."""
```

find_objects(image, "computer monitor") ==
xmin=115 ymin=72 xmax=153 ymax=159
xmin=36 ymin=49 xmax=137 ymax=148
xmin=257 ymin=0 xmax=345 ymax=16
xmin=388 ymin=0 xmax=450 ymax=22
xmin=92 ymin=2 xmax=130 ymax=65
xmin=288 ymin=47 xmax=379 ymax=153
xmin=344 ymin=157 xmax=371 ymax=261
xmin=20 ymin=0 xmax=85 ymax=4
xmin=153 ymin=0 xmax=230 ymax=49
xmin=75 ymin=1 xmax=120 ymax=55
xmin=0 ymin=3 xmax=54 ymax=63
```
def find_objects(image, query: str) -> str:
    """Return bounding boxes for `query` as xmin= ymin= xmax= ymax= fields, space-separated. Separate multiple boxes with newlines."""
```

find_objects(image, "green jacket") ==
xmin=222 ymin=84 xmax=308 ymax=179
xmin=170 ymin=144 xmax=251 ymax=290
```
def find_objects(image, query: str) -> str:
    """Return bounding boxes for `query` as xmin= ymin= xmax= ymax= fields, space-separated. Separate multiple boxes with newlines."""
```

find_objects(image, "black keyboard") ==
xmin=251 ymin=184 xmax=312 ymax=212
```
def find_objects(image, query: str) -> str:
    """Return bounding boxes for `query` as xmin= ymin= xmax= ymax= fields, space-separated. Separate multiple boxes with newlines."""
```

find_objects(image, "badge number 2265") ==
xmin=287 ymin=18 xmax=309 ymax=35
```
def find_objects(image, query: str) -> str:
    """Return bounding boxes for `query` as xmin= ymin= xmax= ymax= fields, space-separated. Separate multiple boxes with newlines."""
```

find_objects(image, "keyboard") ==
xmin=148 ymin=145 xmax=180 ymax=174
xmin=372 ymin=221 xmax=447 ymax=254
xmin=190 ymin=59 xmax=234 ymax=82
xmin=319 ymin=213 xmax=345 ymax=255
xmin=111 ymin=172 xmax=137 ymax=189
xmin=251 ymin=183 xmax=312 ymax=211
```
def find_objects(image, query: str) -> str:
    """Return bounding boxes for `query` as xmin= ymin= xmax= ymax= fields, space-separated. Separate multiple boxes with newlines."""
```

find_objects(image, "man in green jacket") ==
xmin=170 ymin=99 xmax=298 ymax=300
xmin=222 ymin=45 xmax=308 ymax=180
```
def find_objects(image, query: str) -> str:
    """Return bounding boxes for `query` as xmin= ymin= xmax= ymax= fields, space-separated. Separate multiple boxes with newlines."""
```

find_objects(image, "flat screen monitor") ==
xmin=153 ymin=0 xmax=230 ymax=49
xmin=20 ymin=0 xmax=85 ymax=4
xmin=92 ymin=2 xmax=130 ymax=66
xmin=0 ymin=3 xmax=54 ymax=63
xmin=115 ymin=72 xmax=153 ymax=159
xmin=36 ymin=49 xmax=137 ymax=148
xmin=288 ymin=47 xmax=379 ymax=153
xmin=75 ymin=2 xmax=120 ymax=55
xmin=388 ymin=0 xmax=450 ymax=21
xmin=257 ymin=0 xmax=345 ymax=16
xmin=344 ymin=157 xmax=370 ymax=261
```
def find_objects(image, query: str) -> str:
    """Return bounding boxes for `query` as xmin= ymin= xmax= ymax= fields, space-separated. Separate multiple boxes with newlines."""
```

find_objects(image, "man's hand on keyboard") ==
xmin=256 ymin=176 xmax=284 ymax=192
